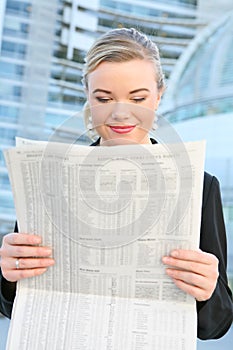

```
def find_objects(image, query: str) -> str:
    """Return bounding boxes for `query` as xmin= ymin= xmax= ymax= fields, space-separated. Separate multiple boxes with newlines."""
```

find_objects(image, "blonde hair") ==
xmin=82 ymin=28 xmax=166 ymax=136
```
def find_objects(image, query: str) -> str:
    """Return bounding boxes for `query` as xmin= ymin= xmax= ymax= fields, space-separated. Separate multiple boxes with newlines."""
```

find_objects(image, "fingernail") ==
xmin=162 ymin=257 xmax=169 ymax=263
xmin=171 ymin=250 xmax=178 ymax=257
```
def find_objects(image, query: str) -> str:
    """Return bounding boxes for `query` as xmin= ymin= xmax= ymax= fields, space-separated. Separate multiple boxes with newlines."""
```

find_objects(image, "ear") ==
xmin=154 ymin=92 xmax=162 ymax=110
xmin=84 ymin=88 xmax=89 ymax=100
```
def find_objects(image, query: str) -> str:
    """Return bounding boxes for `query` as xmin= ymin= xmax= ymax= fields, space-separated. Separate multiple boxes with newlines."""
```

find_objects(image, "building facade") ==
xmin=161 ymin=11 xmax=233 ymax=285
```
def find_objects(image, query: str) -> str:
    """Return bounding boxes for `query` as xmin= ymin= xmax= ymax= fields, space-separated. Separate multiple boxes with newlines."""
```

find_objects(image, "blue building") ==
xmin=160 ymin=11 xmax=233 ymax=287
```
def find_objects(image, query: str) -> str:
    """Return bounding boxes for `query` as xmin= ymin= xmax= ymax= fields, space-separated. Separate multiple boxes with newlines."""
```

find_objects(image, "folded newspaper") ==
xmin=4 ymin=138 xmax=205 ymax=350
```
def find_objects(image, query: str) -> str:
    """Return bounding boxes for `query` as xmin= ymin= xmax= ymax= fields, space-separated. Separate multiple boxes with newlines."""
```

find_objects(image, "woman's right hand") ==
xmin=0 ymin=233 xmax=55 ymax=282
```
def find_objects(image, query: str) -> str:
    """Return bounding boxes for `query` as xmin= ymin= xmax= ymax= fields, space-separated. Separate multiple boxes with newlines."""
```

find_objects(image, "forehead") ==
xmin=88 ymin=59 xmax=156 ymax=90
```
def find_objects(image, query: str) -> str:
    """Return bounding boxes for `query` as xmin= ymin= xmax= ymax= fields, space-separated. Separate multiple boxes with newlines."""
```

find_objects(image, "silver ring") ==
xmin=15 ymin=258 xmax=20 ymax=269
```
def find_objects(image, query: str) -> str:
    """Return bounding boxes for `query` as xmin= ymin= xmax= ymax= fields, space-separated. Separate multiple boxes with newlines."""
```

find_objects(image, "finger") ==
xmin=162 ymin=256 xmax=213 ymax=276
xmin=166 ymin=268 xmax=218 ymax=300
xmin=2 ymin=268 xmax=49 ymax=282
xmin=170 ymin=280 xmax=209 ymax=301
xmin=5 ymin=245 xmax=53 ymax=258
xmin=168 ymin=249 xmax=218 ymax=265
xmin=1 ymin=257 xmax=55 ymax=270
xmin=166 ymin=268 xmax=208 ymax=289
xmin=17 ymin=258 xmax=55 ymax=269
xmin=171 ymin=278 xmax=214 ymax=301
xmin=2 ymin=233 xmax=42 ymax=246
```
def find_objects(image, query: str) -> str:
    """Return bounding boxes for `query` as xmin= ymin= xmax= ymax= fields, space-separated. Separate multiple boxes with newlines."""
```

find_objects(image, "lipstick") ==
xmin=109 ymin=125 xmax=136 ymax=134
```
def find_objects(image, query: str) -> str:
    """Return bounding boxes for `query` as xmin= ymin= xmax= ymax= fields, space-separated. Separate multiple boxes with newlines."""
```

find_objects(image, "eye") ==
xmin=131 ymin=97 xmax=146 ymax=103
xmin=96 ymin=97 xmax=112 ymax=103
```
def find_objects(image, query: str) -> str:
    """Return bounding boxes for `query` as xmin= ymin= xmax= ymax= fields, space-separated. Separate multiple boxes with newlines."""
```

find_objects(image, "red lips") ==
xmin=109 ymin=125 xmax=136 ymax=134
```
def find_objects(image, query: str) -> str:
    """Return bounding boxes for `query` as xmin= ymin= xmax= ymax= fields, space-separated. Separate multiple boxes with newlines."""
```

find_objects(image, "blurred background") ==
xmin=0 ymin=0 xmax=232 ymax=349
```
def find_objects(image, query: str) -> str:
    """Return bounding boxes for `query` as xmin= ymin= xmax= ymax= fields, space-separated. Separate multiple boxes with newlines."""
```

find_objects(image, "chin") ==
xmin=100 ymin=136 xmax=140 ymax=146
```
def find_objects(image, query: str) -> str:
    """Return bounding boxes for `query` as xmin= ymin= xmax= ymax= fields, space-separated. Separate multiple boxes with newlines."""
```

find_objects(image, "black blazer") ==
xmin=0 ymin=142 xmax=232 ymax=339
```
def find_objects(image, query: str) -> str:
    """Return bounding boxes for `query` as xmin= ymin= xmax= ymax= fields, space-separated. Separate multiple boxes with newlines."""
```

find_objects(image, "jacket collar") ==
xmin=90 ymin=137 xmax=157 ymax=146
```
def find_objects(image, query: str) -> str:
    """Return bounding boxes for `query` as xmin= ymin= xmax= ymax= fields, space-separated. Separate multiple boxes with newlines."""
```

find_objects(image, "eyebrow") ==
xmin=92 ymin=88 xmax=150 ymax=94
xmin=92 ymin=89 xmax=111 ymax=94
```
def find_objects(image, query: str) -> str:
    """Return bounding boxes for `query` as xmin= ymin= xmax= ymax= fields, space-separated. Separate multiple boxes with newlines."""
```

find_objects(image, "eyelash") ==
xmin=95 ymin=97 xmax=146 ymax=103
xmin=96 ymin=97 xmax=111 ymax=103
xmin=132 ymin=97 xmax=146 ymax=103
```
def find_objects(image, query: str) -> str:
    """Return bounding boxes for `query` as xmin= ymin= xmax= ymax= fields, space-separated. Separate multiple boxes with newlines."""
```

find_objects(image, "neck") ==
xmin=99 ymin=136 xmax=152 ymax=146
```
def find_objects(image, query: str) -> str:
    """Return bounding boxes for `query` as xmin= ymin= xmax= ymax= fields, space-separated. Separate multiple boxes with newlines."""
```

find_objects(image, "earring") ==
xmin=87 ymin=114 xmax=93 ymax=130
xmin=152 ymin=111 xmax=158 ymax=131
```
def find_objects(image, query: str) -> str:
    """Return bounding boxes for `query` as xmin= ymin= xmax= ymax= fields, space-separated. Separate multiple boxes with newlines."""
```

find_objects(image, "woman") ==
xmin=0 ymin=28 xmax=232 ymax=340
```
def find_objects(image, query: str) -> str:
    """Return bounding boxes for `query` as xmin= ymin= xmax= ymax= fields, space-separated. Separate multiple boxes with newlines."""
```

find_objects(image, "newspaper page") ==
xmin=4 ymin=139 xmax=205 ymax=350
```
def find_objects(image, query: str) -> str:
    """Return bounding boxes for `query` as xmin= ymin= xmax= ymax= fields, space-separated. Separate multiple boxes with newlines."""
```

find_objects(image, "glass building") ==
xmin=160 ymin=11 xmax=233 ymax=288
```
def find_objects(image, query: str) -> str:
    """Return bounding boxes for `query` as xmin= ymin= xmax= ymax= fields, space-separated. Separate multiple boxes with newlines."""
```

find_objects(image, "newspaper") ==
xmin=4 ymin=139 xmax=205 ymax=350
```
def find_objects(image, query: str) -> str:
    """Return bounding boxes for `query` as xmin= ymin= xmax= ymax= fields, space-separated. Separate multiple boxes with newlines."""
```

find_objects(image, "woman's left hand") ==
xmin=162 ymin=249 xmax=219 ymax=301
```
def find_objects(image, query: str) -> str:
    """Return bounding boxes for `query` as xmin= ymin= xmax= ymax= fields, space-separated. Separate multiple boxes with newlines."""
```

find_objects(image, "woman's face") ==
xmin=87 ymin=59 xmax=162 ymax=146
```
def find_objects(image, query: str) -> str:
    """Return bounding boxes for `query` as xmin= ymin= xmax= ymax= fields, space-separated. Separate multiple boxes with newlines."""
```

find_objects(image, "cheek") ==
xmin=90 ymin=103 xmax=114 ymax=128
xmin=132 ymin=105 xmax=155 ymax=130
xmin=140 ymin=114 xmax=155 ymax=132
xmin=90 ymin=106 xmax=103 ymax=128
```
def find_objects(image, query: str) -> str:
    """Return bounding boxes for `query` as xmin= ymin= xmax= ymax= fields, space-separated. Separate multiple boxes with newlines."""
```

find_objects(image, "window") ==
xmin=0 ymin=62 xmax=24 ymax=79
xmin=0 ymin=82 xmax=22 ymax=101
xmin=0 ymin=105 xmax=19 ymax=121
xmin=6 ymin=1 xmax=31 ymax=18
xmin=0 ymin=173 xmax=11 ymax=190
xmin=64 ymin=67 xmax=82 ymax=84
xmin=2 ymin=41 xmax=27 ymax=59
xmin=3 ymin=18 xmax=29 ymax=38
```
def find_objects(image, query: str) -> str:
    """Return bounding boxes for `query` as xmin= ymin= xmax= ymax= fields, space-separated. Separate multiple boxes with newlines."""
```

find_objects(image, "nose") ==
xmin=111 ymin=102 xmax=130 ymax=121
